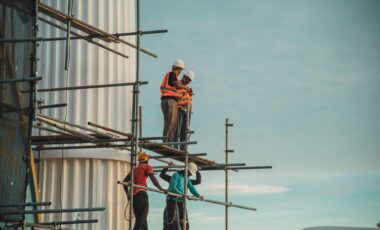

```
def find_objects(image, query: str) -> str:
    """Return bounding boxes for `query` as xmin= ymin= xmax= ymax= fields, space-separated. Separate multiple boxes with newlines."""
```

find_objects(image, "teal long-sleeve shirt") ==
xmin=167 ymin=171 xmax=200 ymax=202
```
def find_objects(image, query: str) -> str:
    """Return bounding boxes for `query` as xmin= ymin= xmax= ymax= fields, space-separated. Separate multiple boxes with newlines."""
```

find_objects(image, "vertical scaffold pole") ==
xmin=129 ymin=0 xmax=141 ymax=229
xmin=225 ymin=118 xmax=233 ymax=230
xmin=182 ymin=102 xmax=191 ymax=230
xmin=139 ymin=106 xmax=142 ymax=152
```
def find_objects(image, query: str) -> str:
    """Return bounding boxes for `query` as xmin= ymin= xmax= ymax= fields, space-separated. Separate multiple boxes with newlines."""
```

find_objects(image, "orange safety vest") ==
xmin=178 ymin=89 xmax=192 ymax=108
xmin=160 ymin=72 xmax=181 ymax=98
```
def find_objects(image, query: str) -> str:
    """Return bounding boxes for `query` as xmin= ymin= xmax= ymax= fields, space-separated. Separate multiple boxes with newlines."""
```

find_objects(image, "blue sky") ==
xmin=137 ymin=1 xmax=380 ymax=229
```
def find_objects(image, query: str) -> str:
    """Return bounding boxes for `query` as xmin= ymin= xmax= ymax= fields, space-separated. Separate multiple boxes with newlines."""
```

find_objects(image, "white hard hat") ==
xmin=188 ymin=162 xmax=198 ymax=175
xmin=185 ymin=70 xmax=195 ymax=81
xmin=172 ymin=59 xmax=185 ymax=69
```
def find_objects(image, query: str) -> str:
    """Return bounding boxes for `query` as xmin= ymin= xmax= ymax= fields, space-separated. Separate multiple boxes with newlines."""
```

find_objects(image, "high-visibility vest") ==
xmin=160 ymin=72 xmax=181 ymax=98
xmin=178 ymin=89 xmax=192 ymax=108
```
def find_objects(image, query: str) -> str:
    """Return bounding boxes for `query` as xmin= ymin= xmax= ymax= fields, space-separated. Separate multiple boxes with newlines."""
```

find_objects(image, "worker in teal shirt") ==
xmin=165 ymin=162 xmax=202 ymax=230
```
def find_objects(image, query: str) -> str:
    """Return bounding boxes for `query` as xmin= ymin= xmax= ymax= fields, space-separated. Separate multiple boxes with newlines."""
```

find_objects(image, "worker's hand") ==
xmin=161 ymin=188 xmax=168 ymax=194
xmin=198 ymin=195 xmax=204 ymax=201
xmin=187 ymin=87 xmax=193 ymax=95
xmin=168 ymin=161 xmax=174 ymax=167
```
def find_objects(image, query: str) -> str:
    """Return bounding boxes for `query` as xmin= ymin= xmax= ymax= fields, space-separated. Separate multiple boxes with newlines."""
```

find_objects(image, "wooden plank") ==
xmin=38 ymin=2 xmax=119 ymax=43
xmin=141 ymin=141 xmax=215 ymax=166
xmin=28 ymin=149 xmax=41 ymax=223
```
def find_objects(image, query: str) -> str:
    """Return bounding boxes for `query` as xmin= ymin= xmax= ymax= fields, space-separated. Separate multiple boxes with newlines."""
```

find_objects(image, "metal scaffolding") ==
xmin=0 ymin=0 xmax=274 ymax=229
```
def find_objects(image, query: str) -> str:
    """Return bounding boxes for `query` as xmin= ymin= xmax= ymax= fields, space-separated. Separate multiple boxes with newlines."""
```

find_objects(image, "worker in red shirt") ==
xmin=123 ymin=152 xmax=167 ymax=230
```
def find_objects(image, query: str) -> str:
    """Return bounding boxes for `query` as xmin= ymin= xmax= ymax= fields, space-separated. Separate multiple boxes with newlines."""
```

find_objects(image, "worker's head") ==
xmin=172 ymin=59 xmax=185 ymax=75
xmin=182 ymin=70 xmax=195 ymax=85
xmin=187 ymin=162 xmax=198 ymax=176
xmin=137 ymin=152 xmax=149 ymax=163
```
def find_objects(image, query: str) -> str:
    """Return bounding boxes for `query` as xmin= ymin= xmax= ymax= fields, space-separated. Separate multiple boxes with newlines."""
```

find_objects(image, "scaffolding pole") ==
xmin=0 ymin=77 xmax=42 ymax=84
xmin=0 ymin=207 xmax=105 ymax=215
xmin=0 ymin=202 xmax=51 ymax=208
xmin=0 ymin=29 xmax=168 ymax=43
xmin=117 ymin=182 xmax=257 ymax=212
xmin=128 ymin=0 xmax=142 ymax=228
xmin=38 ymin=16 xmax=129 ymax=59
xmin=225 ymin=118 xmax=233 ymax=230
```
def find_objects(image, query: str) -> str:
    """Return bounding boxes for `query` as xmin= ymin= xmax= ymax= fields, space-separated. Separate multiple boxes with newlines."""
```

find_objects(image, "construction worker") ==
xmin=160 ymin=162 xmax=201 ymax=230
xmin=164 ymin=162 xmax=202 ymax=230
xmin=160 ymin=59 xmax=192 ymax=144
xmin=123 ymin=152 xmax=167 ymax=230
xmin=176 ymin=70 xmax=195 ymax=150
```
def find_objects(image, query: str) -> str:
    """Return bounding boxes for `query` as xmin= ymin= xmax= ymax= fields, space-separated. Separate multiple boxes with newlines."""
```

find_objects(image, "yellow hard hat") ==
xmin=137 ymin=152 xmax=149 ymax=162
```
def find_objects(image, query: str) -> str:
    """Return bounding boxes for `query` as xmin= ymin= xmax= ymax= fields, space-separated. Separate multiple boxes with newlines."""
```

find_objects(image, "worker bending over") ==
xmin=164 ymin=162 xmax=202 ymax=230
xmin=176 ymin=70 xmax=195 ymax=150
xmin=160 ymin=59 xmax=192 ymax=144
xmin=123 ymin=152 xmax=167 ymax=230
xmin=160 ymin=162 xmax=201 ymax=230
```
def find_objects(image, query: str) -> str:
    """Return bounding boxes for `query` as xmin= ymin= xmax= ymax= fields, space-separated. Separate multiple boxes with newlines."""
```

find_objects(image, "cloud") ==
xmin=189 ymin=212 xmax=224 ymax=224
xmin=201 ymin=183 xmax=290 ymax=195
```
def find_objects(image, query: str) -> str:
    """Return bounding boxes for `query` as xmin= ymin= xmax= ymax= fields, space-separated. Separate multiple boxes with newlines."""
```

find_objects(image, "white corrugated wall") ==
xmin=37 ymin=0 xmax=135 ymax=229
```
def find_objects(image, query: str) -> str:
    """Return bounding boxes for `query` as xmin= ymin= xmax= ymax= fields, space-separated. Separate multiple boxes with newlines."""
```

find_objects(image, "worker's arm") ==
xmin=168 ymin=72 xmax=192 ymax=94
xmin=190 ymin=171 xmax=201 ymax=185
xmin=159 ymin=167 xmax=172 ymax=183
xmin=148 ymin=173 xmax=166 ymax=192
xmin=187 ymin=180 xmax=200 ymax=197
xmin=173 ymin=80 xmax=192 ymax=93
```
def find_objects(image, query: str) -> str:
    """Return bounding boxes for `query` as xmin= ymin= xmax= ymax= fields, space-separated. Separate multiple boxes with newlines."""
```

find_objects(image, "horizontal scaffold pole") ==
xmin=152 ymin=163 xmax=246 ymax=170
xmin=149 ymin=153 xmax=207 ymax=159
xmin=31 ymin=138 xmax=129 ymax=146
xmin=40 ymin=219 xmax=98 ymax=226
xmin=117 ymin=182 xmax=257 ymax=211
xmin=38 ymin=81 xmax=148 ymax=92
xmin=154 ymin=165 xmax=272 ymax=172
xmin=0 ymin=207 xmax=105 ymax=215
xmin=32 ymin=144 xmax=129 ymax=151
xmin=38 ymin=17 xmax=129 ymax=59
xmin=0 ymin=202 xmax=51 ymax=208
xmin=139 ymin=141 xmax=197 ymax=147
xmin=139 ymin=136 xmax=168 ymax=141
xmin=0 ymin=77 xmax=42 ymax=83
xmin=0 ymin=29 xmax=168 ymax=44
xmin=88 ymin=122 xmax=132 ymax=137
xmin=38 ymin=103 xmax=67 ymax=110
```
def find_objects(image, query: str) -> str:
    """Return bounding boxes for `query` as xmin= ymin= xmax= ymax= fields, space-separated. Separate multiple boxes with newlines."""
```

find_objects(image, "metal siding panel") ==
xmin=37 ymin=0 xmax=135 ymax=228
xmin=40 ymin=158 xmax=130 ymax=229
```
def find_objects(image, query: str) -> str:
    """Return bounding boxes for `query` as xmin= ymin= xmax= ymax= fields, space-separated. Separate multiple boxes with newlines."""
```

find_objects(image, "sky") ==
xmin=136 ymin=1 xmax=380 ymax=229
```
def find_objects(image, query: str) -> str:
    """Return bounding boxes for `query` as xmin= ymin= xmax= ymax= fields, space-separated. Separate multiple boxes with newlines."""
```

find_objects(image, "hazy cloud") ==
xmin=201 ymin=183 xmax=290 ymax=195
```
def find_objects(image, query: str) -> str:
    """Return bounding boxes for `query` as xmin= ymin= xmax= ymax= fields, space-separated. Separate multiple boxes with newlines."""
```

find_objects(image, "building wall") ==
xmin=39 ymin=157 xmax=130 ymax=230
xmin=37 ymin=0 xmax=136 ymax=229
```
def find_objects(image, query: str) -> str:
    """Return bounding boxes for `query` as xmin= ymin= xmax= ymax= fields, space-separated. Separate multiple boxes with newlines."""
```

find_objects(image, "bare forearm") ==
xmin=149 ymin=174 xmax=164 ymax=190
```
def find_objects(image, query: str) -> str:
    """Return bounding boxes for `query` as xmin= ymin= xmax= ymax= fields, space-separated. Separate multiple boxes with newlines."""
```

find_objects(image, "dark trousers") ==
xmin=133 ymin=191 xmax=149 ymax=230
xmin=161 ymin=99 xmax=178 ymax=143
xmin=176 ymin=108 xmax=191 ymax=149
xmin=164 ymin=201 xmax=189 ymax=230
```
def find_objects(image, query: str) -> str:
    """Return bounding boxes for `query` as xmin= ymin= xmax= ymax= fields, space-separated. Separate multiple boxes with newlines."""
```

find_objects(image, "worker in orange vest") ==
xmin=176 ymin=70 xmax=195 ymax=150
xmin=160 ymin=59 xmax=192 ymax=144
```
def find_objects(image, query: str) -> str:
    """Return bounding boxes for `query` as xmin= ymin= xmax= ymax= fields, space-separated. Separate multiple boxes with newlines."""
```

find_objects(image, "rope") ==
xmin=123 ymin=197 xmax=134 ymax=222
xmin=164 ymin=200 xmax=178 ymax=225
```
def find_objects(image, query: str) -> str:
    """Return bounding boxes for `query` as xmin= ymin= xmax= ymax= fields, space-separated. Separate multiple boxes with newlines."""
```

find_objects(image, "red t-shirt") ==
xmin=133 ymin=162 xmax=154 ymax=195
